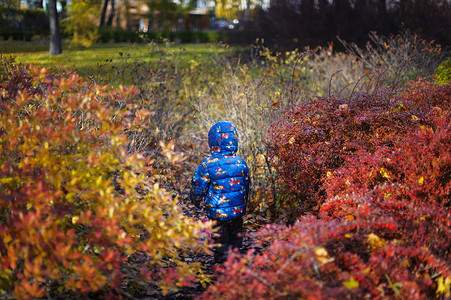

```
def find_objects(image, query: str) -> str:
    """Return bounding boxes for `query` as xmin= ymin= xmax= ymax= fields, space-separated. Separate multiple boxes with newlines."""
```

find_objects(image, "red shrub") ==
xmin=202 ymin=80 xmax=451 ymax=299
xmin=201 ymin=202 xmax=451 ymax=299
xmin=323 ymin=109 xmax=450 ymax=209
xmin=266 ymin=78 xmax=451 ymax=218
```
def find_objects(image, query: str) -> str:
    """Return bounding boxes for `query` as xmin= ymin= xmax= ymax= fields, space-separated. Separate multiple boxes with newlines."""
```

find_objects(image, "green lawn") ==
xmin=0 ymin=42 xmax=243 ymax=83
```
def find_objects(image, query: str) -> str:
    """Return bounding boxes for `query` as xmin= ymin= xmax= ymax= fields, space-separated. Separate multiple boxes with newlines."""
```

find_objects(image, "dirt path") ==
xmin=149 ymin=197 xmax=259 ymax=299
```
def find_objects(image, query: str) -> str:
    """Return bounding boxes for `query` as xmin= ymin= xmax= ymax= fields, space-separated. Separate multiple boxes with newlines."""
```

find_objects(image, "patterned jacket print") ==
xmin=191 ymin=121 xmax=250 ymax=221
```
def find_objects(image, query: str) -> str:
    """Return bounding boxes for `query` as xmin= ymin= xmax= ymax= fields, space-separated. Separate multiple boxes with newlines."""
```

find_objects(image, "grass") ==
xmin=0 ymin=41 xmax=244 ymax=82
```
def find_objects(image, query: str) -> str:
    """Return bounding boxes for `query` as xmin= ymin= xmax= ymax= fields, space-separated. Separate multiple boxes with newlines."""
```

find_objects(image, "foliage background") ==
xmin=0 ymin=28 xmax=450 ymax=298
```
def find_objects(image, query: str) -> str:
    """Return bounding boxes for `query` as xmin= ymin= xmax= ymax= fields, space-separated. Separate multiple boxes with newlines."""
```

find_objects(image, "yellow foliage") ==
xmin=367 ymin=233 xmax=387 ymax=249
xmin=436 ymin=276 xmax=451 ymax=298
xmin=418 ymin=176 xmax=424 ymax=185
xmin=314 ymin=247 xmax=331 ymax=264
xmin=379 ymin=167 xmax=390 ymax=179
xmin=0 ymin=60 xmax=212 ymax=298
xmin=343 ymin=276 xmax=359 ymax=289
xmin=62 ymin=0 xmax=100 ymax=48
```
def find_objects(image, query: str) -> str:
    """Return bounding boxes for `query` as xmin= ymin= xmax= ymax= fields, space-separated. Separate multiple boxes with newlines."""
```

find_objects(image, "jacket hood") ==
xmin=208 ymin=121 xmax=239 ymax=154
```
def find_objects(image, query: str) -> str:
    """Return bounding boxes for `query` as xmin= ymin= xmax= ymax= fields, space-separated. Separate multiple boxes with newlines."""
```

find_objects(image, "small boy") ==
xmin=191 ymin=121 xmax=250 ymax=263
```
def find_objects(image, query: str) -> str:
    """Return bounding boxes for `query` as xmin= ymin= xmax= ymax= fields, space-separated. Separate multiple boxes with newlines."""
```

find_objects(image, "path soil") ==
xmin=143 ymin=195 xmax=263 ymax=300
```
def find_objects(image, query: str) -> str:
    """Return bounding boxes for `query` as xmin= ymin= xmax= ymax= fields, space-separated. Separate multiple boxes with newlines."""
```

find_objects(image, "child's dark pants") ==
xmin=213 ymin=216 xmax=243 ymax=263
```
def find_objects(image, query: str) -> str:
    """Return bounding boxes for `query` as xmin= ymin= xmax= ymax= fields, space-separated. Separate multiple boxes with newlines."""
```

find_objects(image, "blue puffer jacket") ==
xmin=191 ymin=121 xmax=250 ymax=221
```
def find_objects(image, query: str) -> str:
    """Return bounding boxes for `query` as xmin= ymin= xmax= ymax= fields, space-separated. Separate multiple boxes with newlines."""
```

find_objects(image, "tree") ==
xmin=48 ymin=0 xmax=62 ymax=54
xmin=63 ymin=0 xmax=101 ymax=48
xmin=147 ymin=0 xmax=178 ymax=31
xmin=106 ymin=0 xmax=114 ymax=26
xmin=215 ymin=0 xmax=241 ymax=21
xmin=99 ymin=0 xmax=109 ymax=26
xmin=100 ymin=0 xmax=115 ymax=27
xmin=0 ymin=0 xmax=19 ymax=9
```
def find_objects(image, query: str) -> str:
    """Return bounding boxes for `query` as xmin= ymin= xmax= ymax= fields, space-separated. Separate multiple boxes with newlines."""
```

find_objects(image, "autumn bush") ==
xmin=322 ymin=83 xmax=451 ymax=212
xmin=296 ymin=30 xmax=448 ymax=98
xmin=201 ymin=202 xmax=450 ymax=299
xmin=201 ymin=79 xmax=451 ymax=299
xmin=89 ymin=42 xmax=195 ymax=146
xmin=266 ymin=76 xmax=450 ymax=218
xmin=0 ymin=56 xmax=213 ymax=299
xmin=340 ymin=30 xmax=447 ymax=85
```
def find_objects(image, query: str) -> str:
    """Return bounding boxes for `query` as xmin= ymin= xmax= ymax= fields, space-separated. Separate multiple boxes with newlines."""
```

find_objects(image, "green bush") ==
xmin=97 ymin=27 xmax=141 ymax=43
xmin=435 ymin=58 xmax=451 ymax=85
xmin=0 ymin=8 xmax=48 ymax=40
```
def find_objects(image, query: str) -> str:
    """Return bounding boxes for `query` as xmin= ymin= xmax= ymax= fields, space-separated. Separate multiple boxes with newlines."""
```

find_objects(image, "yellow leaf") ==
xmin=379 ymin=168 xmax=390 ymax=179
xmin=69 ymin=177 xmax=78 ymax=186
xmin=0 ymin=177 xmax=13 ymax=184
xmin=345 ymin=214 xmax=354 ymax=220
xmin=420 ymin=125 xmax=433 ymax=134
xmin=418 ymin=176 xmax=424 ymax=185
xmin=72 ymin=216 xmax=79 ymax=224
xmin=343 ymin=277 xmax=359 ymax=289
xmin=314 ymin=247 xmax=330 ymax=263
xmin=289 ymin=137 xmax=295 ymax=144
xmin=3 ymin=234 xmax=12 ymax=245
xmin=436 ymin=276 xmax=451 ymax=298
xmin=367 ymin=233 xmax=386 ymax=249
xmin=66 ymin=192 xmax=75 ymax=201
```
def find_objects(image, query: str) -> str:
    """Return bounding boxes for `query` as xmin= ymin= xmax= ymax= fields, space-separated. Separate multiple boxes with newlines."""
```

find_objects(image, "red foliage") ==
xmin=202 ymin=79 xmax=451 ymax=299
xmin=266 ymin=78 xmax=451 ymax=217
xmin=322 ymin=108 xmax=450 ymax=209
xmin=201 ymin=206 xmax=451 ymax=299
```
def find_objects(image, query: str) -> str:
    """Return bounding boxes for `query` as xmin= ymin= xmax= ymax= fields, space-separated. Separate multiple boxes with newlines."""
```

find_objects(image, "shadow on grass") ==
xmin=0 ymin=41 xmax=50 ymax=54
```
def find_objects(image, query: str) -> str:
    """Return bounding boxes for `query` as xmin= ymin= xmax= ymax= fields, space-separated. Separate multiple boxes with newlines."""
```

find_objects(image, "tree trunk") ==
xmin=106 ymin=0 xmax=115 ymax=27
xmin=244 ymin=0 xmax=250 ymax=21
xmin=49 ymin=0 xmax=62 ymax=55
xmin=100 ymin=0 xmax=109 ymax=26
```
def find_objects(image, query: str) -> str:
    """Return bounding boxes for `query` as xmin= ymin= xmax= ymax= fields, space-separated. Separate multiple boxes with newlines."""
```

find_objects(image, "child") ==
xmin=191 ymin=121 xmax=250 ymax=263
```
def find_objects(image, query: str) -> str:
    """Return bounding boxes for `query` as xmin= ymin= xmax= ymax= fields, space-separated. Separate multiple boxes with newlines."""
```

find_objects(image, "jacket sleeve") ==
xmin=191 ymin=160 xmax=211 ymax=208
